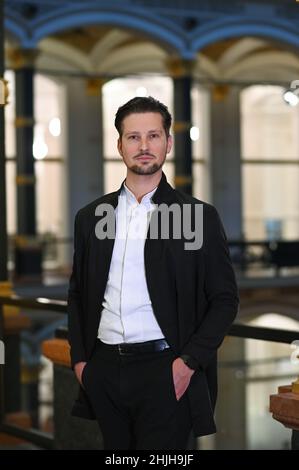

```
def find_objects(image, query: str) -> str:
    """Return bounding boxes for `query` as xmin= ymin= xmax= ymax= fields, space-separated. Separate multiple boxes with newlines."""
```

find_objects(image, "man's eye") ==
xmin=150 ymin=134 xmax=159 ymax=139
xmin=129 ymin=135 xmax=138 ymax=140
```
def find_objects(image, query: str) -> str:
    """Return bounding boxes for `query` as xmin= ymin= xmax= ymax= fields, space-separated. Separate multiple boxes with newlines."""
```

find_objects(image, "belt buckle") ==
xmin=118 ymin=344 xmax=132 ymax=356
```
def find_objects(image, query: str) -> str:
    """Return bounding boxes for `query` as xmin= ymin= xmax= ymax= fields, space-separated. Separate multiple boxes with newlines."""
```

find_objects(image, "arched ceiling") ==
xmin=197 ymin=36 xmax=299 ymax=82
xmin=34 ymin=25 xmax=168 ymax=75
xmin=5 ymin=21 xmax=299 ymax=83
xmin=53 ymin=25 xmax=149 ymax=55
xmin=41 ymin=27 xmax=299 ymax=78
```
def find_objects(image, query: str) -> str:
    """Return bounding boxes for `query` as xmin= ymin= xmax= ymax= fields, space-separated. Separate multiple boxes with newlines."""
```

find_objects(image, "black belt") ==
xmin=98 ymin=338 xmax=170 ymax=355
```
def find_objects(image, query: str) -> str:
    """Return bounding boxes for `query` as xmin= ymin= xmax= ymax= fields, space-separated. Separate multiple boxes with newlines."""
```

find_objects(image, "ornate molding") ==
xmin=7 ymin=47 xmax=39 ymax=69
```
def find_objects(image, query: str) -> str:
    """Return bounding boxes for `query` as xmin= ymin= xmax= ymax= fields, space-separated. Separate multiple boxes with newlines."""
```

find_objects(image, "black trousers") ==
xmin=82 ymin=339 xmax=193 ymax=450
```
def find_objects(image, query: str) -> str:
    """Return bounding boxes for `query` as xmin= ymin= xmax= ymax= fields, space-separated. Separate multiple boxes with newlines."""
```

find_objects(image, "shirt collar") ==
xmin=122 ymin=181 xmax=157 ymax=208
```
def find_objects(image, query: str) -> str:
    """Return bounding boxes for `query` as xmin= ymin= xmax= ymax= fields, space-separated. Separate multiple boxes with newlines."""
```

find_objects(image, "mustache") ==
xmin=134 ymin=152 xmax=155 ymax=159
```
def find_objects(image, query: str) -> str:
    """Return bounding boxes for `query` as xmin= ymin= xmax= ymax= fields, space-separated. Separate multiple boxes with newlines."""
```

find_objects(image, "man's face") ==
xmin=117 ymin=112 xmax=172 ymax=176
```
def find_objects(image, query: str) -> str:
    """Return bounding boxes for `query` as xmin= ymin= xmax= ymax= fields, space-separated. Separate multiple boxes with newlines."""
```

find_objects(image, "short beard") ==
xmin=129 ymin=156 xmax=166 ymax=175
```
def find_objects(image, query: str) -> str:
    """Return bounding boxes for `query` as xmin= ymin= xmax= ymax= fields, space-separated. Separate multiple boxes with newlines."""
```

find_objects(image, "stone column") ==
xmin=167 ymin=58 xmax=195 ymax=195
xmin=66 ymin=77 xmax=104 ymax=244
xmin=8 ymin=48 xmax=42 ymax=279
xmin=209 ymin=85 xmax=243 ymax=239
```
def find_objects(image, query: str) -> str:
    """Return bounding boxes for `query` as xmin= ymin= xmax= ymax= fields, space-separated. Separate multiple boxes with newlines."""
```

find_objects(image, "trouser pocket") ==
xmin=81 ymin=361 xmax=91 ymax=390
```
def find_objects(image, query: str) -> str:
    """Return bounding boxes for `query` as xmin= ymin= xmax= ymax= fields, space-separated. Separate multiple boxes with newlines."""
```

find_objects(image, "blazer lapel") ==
xmin=87 ymin=183 xmax=124 ymax=316
xmin=144 ymin=173 xmax=179 ymax=348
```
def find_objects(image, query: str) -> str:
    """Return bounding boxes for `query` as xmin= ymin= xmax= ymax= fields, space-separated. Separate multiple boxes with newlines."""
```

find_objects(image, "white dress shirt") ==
xmin=98 ymin=182 xmax=165 ymax=344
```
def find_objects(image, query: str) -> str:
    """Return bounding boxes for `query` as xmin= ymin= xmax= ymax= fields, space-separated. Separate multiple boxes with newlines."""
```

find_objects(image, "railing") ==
xmin=6 ymin=236 xmax=299 ymax=274
xmin=0 ymin=295 xmax=299 ymax=449
xmin=8 ymin=235 xmax=73 ymax=272
xmin=228 ymin=240 xmax=299 ymax=272
xmin=0 ymin=295 xmax=67 ymax=450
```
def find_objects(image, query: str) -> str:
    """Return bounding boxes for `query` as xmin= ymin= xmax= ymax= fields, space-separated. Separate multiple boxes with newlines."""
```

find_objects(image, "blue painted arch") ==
xmin=4 ymin=14 xmax=30 ymax=45
xmin=5 ymin=5 xmax=193 ymax=58
xmin=190 ymin=16 xmax=299 ymax=54
xmin=5 ymin=8 xmax=299 ymax=61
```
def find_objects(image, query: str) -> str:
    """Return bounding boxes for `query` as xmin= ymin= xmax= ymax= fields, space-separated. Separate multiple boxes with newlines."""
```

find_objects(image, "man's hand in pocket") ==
xmin=74 ymin=361 xmax=87 ymax=387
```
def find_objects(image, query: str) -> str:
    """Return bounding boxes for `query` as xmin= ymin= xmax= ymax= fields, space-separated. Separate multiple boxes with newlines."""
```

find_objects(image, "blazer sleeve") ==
xmin=181 ymin=204 xmax=239 ymax=371
xmin=67 ymin=210 xmax=87 ymax=368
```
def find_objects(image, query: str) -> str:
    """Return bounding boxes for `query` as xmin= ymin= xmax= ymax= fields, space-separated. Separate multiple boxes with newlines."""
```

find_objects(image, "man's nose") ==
xmin=140 ymin=137 xmax=149 ymax=151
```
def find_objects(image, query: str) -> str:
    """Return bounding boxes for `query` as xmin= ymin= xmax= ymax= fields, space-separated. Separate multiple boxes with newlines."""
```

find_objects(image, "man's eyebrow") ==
xmin=124 ymin=131 xmax=139 ymax=136
xmin=124 ymin=129 xmax=163 ymax=136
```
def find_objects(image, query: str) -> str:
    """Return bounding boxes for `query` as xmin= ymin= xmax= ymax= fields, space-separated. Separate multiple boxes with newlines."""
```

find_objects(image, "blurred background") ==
xmin=1 ymin=0 xmax=299 ymax=450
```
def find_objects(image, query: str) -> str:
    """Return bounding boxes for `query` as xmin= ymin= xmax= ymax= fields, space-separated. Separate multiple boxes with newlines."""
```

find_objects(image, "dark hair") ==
xmin=115 ymin=96 xmax=172 ymax=137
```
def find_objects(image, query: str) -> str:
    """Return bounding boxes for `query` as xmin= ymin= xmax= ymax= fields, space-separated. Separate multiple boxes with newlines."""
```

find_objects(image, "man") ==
xmin=67 ymin=96 xmax=239 ymax=450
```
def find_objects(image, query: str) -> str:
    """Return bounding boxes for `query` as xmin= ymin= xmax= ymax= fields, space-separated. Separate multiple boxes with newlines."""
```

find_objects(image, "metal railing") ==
xmin=0 ymin=295 xmax=67 ymax=450
xmin=228 ymin=240 xmax=299 ymax=271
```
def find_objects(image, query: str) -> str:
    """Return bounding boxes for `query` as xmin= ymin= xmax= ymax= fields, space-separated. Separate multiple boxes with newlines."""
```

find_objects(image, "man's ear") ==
xmin=117 ymin=137 xmax=123 ymax=157
xmin=167 ymin=134 xmax=173 ymax=154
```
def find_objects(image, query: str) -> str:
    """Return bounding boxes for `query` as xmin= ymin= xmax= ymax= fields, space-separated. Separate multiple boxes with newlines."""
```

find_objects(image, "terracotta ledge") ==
xmin=42 ymin=338 xmax=71 ymax=368
xmin=270 ymin=385 xmax=299 ymax=431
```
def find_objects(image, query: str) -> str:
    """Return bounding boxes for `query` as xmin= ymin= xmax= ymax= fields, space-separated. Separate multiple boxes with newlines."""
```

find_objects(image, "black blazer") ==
xmin=67 ymin=172 xmax=239 ymax=437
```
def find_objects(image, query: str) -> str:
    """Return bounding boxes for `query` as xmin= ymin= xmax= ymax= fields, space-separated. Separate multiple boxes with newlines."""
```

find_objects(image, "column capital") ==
xmin=165 ymin=57 xmax=196 ymax=78
xmin=7 ymin=48 xmax=39 ymax=69
xmin=212 ymin=84 xmax=230 ymax=101
xmin=85 ymin=77 xmax=106 ymax=96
